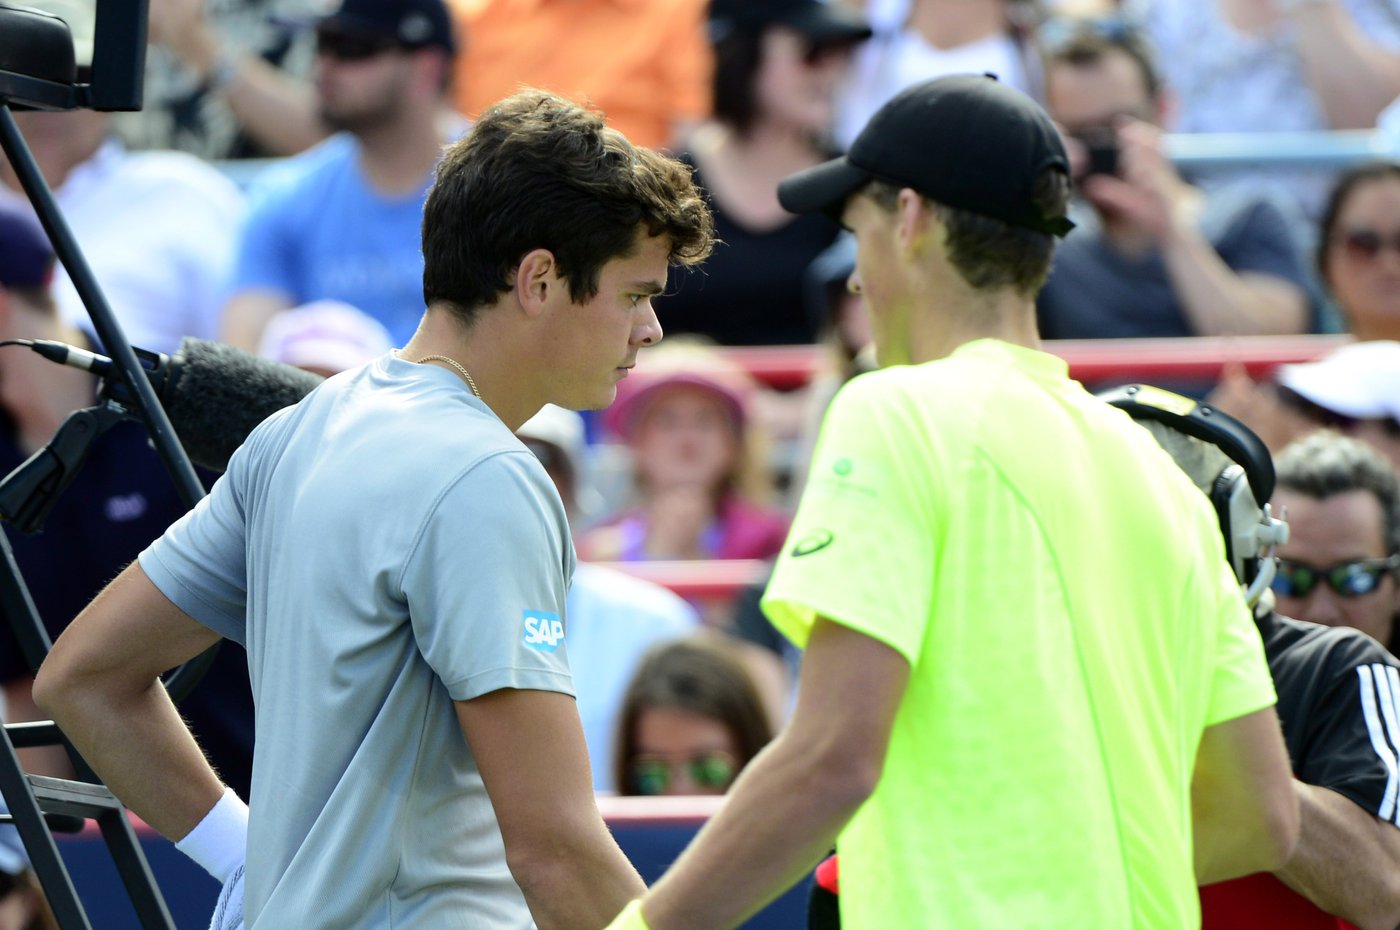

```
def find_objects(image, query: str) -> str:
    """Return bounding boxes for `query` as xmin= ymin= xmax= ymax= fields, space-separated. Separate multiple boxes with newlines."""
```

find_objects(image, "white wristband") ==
xmin=175 ymin=787 xmax=248 ymax=882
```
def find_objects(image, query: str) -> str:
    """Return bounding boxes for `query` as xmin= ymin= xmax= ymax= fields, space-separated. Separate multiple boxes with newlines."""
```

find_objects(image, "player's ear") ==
xmin=514 ymin=249 xmax=559 ymax=318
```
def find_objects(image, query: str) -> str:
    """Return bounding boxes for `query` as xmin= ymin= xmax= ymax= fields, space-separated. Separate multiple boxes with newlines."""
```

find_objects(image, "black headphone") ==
xmin=1097 ymin=384 xmax=1290 ymax=603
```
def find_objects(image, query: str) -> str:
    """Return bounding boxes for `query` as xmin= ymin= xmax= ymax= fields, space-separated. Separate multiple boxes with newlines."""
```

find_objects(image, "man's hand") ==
xmin=1081 ymin=119 xmax=1186 ymax=243
xmin=148 ymin=0 xmax=222 ymax=80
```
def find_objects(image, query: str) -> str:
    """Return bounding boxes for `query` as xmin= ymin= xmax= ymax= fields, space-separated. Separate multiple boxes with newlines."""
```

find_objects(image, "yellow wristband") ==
xmin=607 ymin=899 xmax=652 ymax=930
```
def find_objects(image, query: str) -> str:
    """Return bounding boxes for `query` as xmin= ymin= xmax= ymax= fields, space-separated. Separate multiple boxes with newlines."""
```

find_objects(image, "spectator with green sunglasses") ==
xmin=613 ymin=635 xmax=773 ymax=797
xmin=1273 ymin=431 xmax=1400 ymax=654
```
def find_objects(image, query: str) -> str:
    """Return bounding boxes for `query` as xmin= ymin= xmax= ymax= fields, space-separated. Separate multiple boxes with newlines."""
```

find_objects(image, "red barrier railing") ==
xmin=591 ymin=559 xmax=770 ymax=600
xmin=706 ymin=334 xmax=1348 ymax=390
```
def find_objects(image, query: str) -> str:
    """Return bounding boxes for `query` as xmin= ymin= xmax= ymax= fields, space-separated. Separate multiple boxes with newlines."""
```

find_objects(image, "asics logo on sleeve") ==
xmin=522 ymin=610 xmax=565 ymax=652
xmin=791 ymin=530 xmax=835 ymax=558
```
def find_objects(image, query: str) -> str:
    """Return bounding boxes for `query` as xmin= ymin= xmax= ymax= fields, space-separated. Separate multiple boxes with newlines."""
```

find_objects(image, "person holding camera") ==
xmin=1035 ymin=23 xmax=1314 ymax=340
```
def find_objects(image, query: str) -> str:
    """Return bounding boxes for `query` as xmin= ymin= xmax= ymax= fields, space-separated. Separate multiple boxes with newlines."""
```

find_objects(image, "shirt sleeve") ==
xmin=1293 ymin=642 xmax=1400 ymax=825
xmin=1202 ymin=557 xmax=1278 ymax=728
xmin=401 ymin=450 xmax=575 ymax=702
xmin=762 ymin=375 xmax=936 ymax=665
xmin=138 ymin=445 xmax=253 ymax=644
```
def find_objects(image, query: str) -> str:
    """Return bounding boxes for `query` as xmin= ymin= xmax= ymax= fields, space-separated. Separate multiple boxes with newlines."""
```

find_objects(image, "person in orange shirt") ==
xmin=450 ymin=0 xmax=712 ymax=150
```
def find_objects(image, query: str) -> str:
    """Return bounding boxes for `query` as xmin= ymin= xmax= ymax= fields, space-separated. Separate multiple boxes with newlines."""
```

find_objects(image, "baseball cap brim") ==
xmin=780 ymin=5 xmax=873 ymax=43
xmin=777 ymin=156 xmax=872 ymax=221
xmin=1276 ymin=341 xmax=1400 ymax=420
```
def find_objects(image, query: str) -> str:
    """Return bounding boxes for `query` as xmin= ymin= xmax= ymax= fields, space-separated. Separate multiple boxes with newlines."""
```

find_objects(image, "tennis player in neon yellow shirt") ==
xmin=604 ymin=73 xmax=1299 ymax=930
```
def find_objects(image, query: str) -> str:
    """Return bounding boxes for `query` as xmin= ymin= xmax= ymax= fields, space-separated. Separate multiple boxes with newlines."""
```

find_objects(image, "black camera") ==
xmin=0 ymin=0 xmax=150 ymax=111
xmin=1073 ymin=125 xmax=1120 ymax=179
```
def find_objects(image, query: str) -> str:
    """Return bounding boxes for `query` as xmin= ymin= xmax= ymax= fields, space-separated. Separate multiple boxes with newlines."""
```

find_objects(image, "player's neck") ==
xmin=906 ymin=284 xmax=1040 ymax=364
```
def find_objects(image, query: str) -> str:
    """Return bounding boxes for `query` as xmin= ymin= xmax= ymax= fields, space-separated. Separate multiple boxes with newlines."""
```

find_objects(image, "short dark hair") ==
xmin=1044 ymin=26 xmax=1162 ymax=102
xmin=1316 ymin=160 xmax=1400 ymax=287
xmin=866 ymin=169 xmax=1071 ymax=297
xmin=613 ymin=634 xmax=773 ymax=795
xmin=1275 ymin=431 xmax=1400 ymax=560
xmin=421 ymin=89 xmax=715 ymax=322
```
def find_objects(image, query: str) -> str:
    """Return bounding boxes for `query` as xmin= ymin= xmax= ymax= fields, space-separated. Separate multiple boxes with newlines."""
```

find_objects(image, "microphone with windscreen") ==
xmin=160 ymin=338 xmax=325 ymax=472
xmin=28 ymin=336 xmax=326 ymax=472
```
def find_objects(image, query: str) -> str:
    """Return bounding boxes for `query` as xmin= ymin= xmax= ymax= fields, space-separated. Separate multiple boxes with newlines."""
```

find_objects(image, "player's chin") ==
xmin=575 ymin=382 xmax=619 ymax=413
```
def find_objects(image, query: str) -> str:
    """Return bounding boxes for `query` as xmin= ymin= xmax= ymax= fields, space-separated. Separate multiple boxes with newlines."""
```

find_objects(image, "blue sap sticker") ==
xmin=522 ymin=610 xmax=565 ymax=653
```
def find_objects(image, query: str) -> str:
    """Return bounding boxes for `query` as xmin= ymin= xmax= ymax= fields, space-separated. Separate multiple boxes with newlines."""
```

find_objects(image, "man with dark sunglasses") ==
xmin=1273 ymin=431 xmax=1400 ymax=656
xmin=219 ymin=0 xmax=462 ymax=354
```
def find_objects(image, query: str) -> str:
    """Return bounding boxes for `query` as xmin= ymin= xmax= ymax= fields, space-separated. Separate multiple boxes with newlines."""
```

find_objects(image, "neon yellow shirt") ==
xmin=763 ymin=339 xmax=1275 ymax=929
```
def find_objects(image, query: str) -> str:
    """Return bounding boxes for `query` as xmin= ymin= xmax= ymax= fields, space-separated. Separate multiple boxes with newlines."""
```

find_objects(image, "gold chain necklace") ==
xmin=413 ymin=354 xmax=481 ymax=399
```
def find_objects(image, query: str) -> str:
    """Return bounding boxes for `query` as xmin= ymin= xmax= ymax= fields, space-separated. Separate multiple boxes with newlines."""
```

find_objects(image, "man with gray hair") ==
xmin=1272 ymin=431 xmax=1400 ymax=657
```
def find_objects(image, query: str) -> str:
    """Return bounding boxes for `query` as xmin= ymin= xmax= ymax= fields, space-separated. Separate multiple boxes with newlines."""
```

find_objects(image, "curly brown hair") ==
xmin=422 ymin=89 xmax=716 ymax=322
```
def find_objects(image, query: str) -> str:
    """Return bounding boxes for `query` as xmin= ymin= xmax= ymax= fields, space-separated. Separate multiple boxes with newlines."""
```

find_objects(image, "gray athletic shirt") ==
xmin=140 ymin=352 xmax=575 ymax=929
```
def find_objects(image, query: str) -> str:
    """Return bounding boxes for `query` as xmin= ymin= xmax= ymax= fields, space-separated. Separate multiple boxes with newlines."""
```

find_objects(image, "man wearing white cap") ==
xmin=1274 ymin=341 xmax=1400 ymax=472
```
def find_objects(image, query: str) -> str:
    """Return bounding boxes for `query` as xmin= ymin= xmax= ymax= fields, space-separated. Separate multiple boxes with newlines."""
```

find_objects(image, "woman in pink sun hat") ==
xmin=580 ymin=340 xmax=790 ymax=568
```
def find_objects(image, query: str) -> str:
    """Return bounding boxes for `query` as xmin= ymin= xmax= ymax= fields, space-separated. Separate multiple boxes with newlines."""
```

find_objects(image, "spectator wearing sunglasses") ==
xmin=1272 ymin=431 xmax=1400 ymax=656
xmin=218 ymin=0 xmax=462 ymax=353
xmin=1209 ymin=163 xmax=1400 ymax=460
xmin=613 ymin=635 xmax=773 ymax=797
xmin=658 ymin=0 xmax=870 ymax=347
xmin=1317 ymin=161 xmax=1400 ymax=342
xmin=1036 ymin=23 xmax=1314 ymax=340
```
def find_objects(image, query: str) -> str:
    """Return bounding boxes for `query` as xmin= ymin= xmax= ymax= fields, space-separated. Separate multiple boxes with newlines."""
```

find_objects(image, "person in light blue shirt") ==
xmin=219 ymin=0 xmax=463 ymax=351
xmin=229 ymin=136 xmax=436 ymax=345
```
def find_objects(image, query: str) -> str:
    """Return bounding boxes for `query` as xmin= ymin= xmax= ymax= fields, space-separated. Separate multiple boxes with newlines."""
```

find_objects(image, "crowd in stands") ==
xmin=3 ymin=0 xmax=1400 ymax=870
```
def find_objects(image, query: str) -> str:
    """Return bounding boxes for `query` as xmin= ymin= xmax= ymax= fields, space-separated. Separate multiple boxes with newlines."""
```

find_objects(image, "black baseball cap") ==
xmin=709 ymin=0 xmax=872 ymax=44
xmin=778 ymin=74 xmax=1075 ymax=237
xmin=315 ymin=0 xmax=456 ymax=54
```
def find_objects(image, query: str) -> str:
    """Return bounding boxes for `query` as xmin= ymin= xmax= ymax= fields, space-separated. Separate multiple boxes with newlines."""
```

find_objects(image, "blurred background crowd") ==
xmin=1 ymin=0 xmax=1399 ymax=880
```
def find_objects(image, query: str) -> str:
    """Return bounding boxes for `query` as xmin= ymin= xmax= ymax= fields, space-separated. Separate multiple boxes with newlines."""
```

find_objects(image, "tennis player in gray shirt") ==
xmin=34 ymin=89 xmax=715 ymax=930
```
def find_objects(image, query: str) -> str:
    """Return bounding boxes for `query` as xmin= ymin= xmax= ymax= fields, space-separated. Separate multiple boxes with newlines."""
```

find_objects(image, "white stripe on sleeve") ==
xmin=1359 ymin=664 xmax=1400 ymax=824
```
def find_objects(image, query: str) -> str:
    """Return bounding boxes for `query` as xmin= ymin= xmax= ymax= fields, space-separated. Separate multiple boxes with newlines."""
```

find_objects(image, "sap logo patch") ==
xmin=522 ymin=611 xmax=565 ymax=652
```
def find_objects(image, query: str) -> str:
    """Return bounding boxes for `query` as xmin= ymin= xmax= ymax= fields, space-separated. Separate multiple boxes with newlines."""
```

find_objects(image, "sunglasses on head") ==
xmin=315 ymin=27 xmax=403 ymax=62
xmin=1271 ymin=554 xmax=1400 ymax=599
xmin=1040 ymin=15 xmax=1144 ymax=53
xmin=628 ymin=751 xmax=737 ymax=796
xmin=1333 ymin=227 xmax=1400 ymax=262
